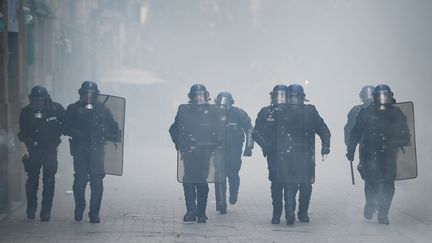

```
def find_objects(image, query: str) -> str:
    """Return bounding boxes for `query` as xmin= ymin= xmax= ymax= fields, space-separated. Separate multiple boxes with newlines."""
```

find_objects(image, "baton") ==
xmin=350 ymin=160 xmax=355 ymax=185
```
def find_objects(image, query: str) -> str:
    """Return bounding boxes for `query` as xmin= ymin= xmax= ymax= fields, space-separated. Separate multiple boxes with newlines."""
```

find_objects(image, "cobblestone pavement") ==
xmin=1 ymin=148 xmax=431 ymax=243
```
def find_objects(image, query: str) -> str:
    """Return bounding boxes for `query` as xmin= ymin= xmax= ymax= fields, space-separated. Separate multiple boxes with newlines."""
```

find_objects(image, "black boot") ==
xmin=229 ymin=193 xmax=238 ymax=205
xmin=215 ymin=182 xmax=227 ymax=214
xmin=25 ymin=170 xmax=39 ymax=220
xmin=73 ymin=175 xmax=87 ymax=222
xmin=196 ymin=183 xmax=209 ymax=223
xmin=298 ymin=211 xmax=310 ymax=223
xmin=89 ymin=214 xmax=100 ymax=224
xmin=183 ymin=183 xmax=197 ymax=223
xmin=376 ymin=181 xmax=394 ymax=226
xmin=216 ymin=202 xmax=227 ymax=214
xmin=89 ymin=175 xmax=104 ymax=224
xmin=298 ymin=183 xmax=312 ymax=223
xmin=183 ymin=211 xmax=197 ymax=222
xmin=74 ymin=207 xmax=85 ymax=221
xmin=364 ymin=180 xmax=378 ymax=221
xmin=228 ymin=174 xmax=240 ymax=205
xmin=271 ymin=207 xmax=282 ymax=224
xmin=271 ymin=182 xmax=283 ymax=224
xmin=364 ymin=204 xmax=374 ymax=220
xmin=40 ymin=176 xmax=55 ymax=222
xmin=40 ymin=213 xmax=50 ymax=222
xmin=26 ymin=208 xmax=36 ymax=220
xmin=377 ymin=214 xmax=390 ymax=225
xmin=284 ymin=183 xmax=298 ymax=225
xmin=286 ymin=210 xmax=296 ymax=225
xmin=197 ymin=213 xmax=208 ymax=223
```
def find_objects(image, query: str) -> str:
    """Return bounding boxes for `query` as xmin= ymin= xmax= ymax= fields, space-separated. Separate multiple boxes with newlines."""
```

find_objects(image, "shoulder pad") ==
xmin=52 ymin=102 xmax=65 ymax=111
xmin=66 ymin=102 xmax=79 ymax=111
xmin=304 ymin=104 xmax=317 ymax=111
xmin=260 ymin=105 xmax=272 ymax=113
xmin=232 ymin=106 xmax=245 ymax=114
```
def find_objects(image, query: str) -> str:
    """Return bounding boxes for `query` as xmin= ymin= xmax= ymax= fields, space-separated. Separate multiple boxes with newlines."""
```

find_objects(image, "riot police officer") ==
xmin=170 ymin=84 xmax=220 ymax=223
xmin=252 ymin=84 xmax=288 ymax=224
xmin=254 ymin=84 xmax=331 ymax=225
xmin=346 ymin=84 xmax=411 ymax=225
xmin=63 ymin=81 xmax=121 ymax=223
xmin=213 ymin=92 xmax=253 ymax=214
xmin=18 ymin=85 xmax=65 ymax=221
xmin=283 ymin=84 xmax=330 ymax=225
xmin=344 ymin=85 xmax=374 ymax=147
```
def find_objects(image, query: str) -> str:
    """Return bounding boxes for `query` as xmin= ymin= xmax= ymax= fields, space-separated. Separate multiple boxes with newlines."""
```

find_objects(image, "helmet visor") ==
xmin=190 ymin=91 xmax=208 ymax=104
xmin=30 ymin=98 xmax=48 ymax=111
xmin=80 ymin=91 xmax=98 ymax=105
xmin=219 ymin=96 xmax=231 ymax=105
xmin=271 ymin=90 xmax=287 ymax=104
xmin=376 ymin=91 xmax=392 ymax=105
xmin=360 ymin=89 xmax=374 ymax=103
xmin=288 ymin=94 xmax=303 ymax=105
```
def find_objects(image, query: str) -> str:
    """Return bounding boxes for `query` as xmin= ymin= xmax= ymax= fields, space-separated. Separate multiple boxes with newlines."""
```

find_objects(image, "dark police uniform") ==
xmin=63 ymin=101 xmax=120 ymax=221
xmin=169 ymin=112 xmax=210 ymax=222
xmin=253 ymin=104 xmax=330 ymax=223
xmin=253 ymin=104 xmax=281 ymax=221
xmin=18 ymin=101 xmax=65 ymax=220
xmin=214 ymin=106 xmax=253 ymax=210
xmin=348 ymin=103 xmax=410 ymax=223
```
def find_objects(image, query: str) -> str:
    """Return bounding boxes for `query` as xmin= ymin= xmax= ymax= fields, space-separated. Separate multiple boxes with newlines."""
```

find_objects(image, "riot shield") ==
xmin=394 ymin=102 xmax=417 ymax=180
xmin=176 ymin=104 xmax=226 ymax=183
xmin=90 ymin=94 xmax=125 ymax=176
xmin=275 ymin=104 xmax=315 ymax=184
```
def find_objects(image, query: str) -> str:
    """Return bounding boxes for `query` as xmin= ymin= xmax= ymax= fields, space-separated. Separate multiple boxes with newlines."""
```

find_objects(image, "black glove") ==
xmin=321 ymin=147 xmax=330 ymax=155
xmin=22 ymin=154 xmax=30 ymax=172
xmin=346 ymin=151 xmax=355 ymax=162
xmin=243 ymin=148 xmax=252 ymax=157
xmin=357 ymin=163 xmax=366 ymax=180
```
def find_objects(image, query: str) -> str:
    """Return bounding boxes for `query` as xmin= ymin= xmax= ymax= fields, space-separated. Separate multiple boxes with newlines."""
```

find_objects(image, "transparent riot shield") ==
xmin=394 ymin=102 xmax=417 ymax=180
xmin=90 ymin=94 xmax=125 ymax=176
xmin=176 ymin=104 xmax=226 ymax=183
xmin=275 ymin=104 xmax=315 ymax=184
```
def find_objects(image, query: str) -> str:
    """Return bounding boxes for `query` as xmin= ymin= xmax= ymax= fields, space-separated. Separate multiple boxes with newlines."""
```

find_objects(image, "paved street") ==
xmin=1 ymin=147 xmax=431 ymax=243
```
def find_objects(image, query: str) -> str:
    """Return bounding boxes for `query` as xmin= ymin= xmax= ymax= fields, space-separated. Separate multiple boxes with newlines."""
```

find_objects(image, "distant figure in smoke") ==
xmin=213 ymin=92 xmax=254 ymax=214
xmin=169 ymin=84 xmax=227 ymax=223
xmin=253 ymin=84 xmax=331 ymax=225
xmin=347 ymin=84 xmax=412 ymax=225
xmin=18 ymin=85 xmax=65 ymax=221
xmin=63 ymin=81 xmax=121 ymax=223
xmin=344 ymin=85 xmax=375 ymax=147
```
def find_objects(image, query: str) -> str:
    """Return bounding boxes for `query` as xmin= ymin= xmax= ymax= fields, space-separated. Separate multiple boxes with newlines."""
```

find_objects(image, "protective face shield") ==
xmin=28 ymin=85 xmax=50 ymax=117
xmin=78 ymin=81 xmax=100 ymax=110
xmin=80 ymin=91 xmax=98 ymax=109
xmin=188 ymin=84 xmax=210 ymax=105
xmin=359 ymin=86 xmax=374 ymax=105
xmin=373 ymin=84 xmax=394 ymax=110
xmin=189 ymin=91 xmax=209 ymax=104
xmin=287 ymin=84 xmax=307 ymax=105
xmin=271 ymin=90 xmax=287 ymax=104
xmin=219 ymin=96 xmax=230 ymax=105
xmin=287 ymin=95 xmax=303 ymax=105
xmin=215 ymin=92 xmax=234 ymax=107
xmin=30 ymin=98 xmax=48 ymax=112
xmin=376 ymin=90 xmax=393 ymax=109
